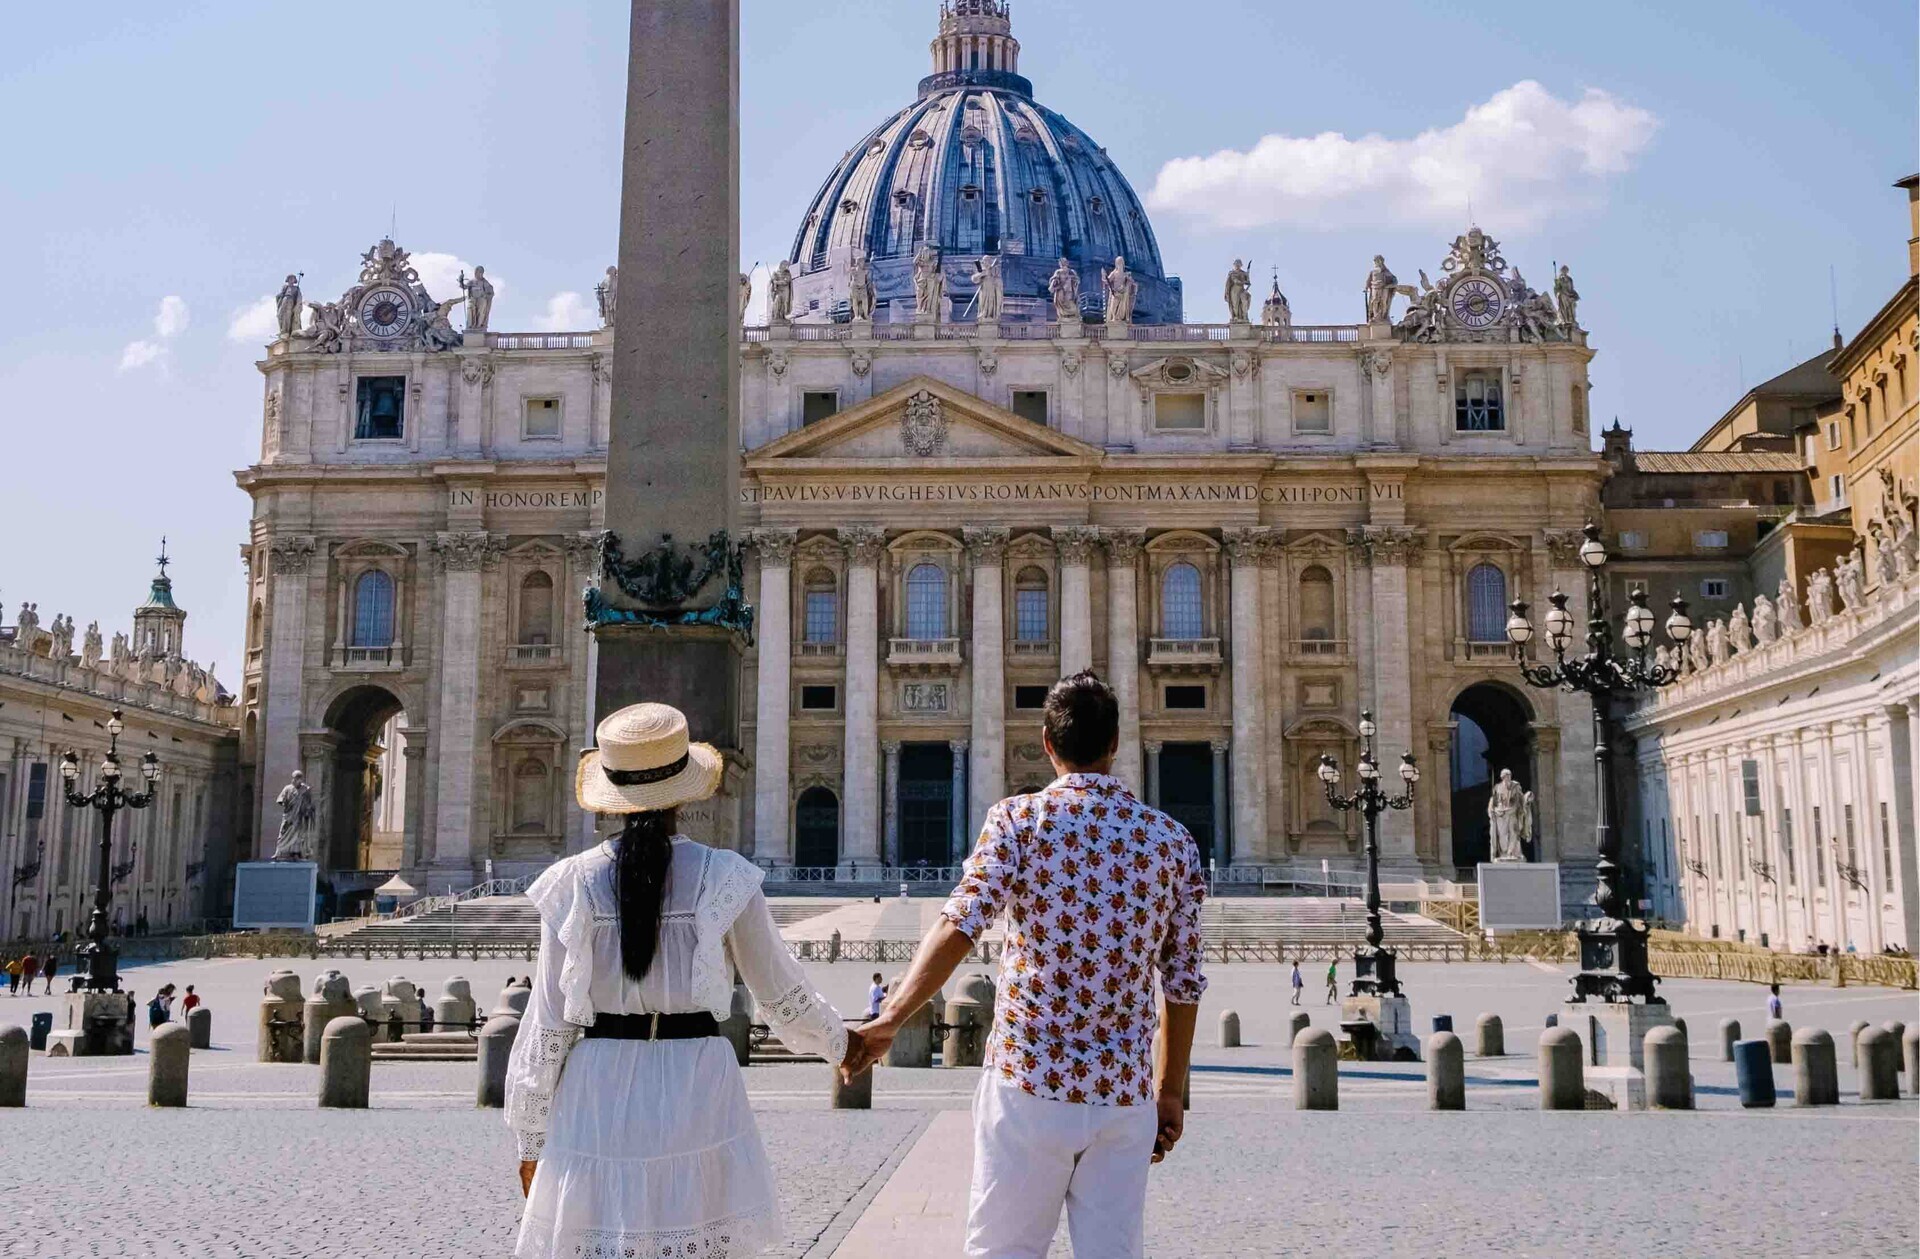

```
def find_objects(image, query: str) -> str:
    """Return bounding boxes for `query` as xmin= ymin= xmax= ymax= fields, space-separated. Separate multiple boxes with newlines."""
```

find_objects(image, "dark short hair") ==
xmin=1043 ymin=671 xmax=1120 ymax=767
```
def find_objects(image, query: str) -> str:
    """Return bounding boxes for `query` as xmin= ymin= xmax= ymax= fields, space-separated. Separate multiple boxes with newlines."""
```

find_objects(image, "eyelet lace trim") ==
xmin=760 ymin=980 xmax=849 ymax=1067
xmin=691 ymin=851 xmax=764 ymax=1018
xmin=518 ymin=1210 xmax=779 ymax=1259
xmin=506 ymin=1022 xmax=581 ymax=1159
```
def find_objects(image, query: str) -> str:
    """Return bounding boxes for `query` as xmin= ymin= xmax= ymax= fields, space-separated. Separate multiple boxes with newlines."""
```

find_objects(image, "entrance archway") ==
xmin=319 ymin=685 xmax=407 ymax=914
xmin=794 ymin=786 xmax=840 ymax=868
xmin=899 ymin=743 xmax=955 ymax=868
xmin=1159 ymin=743 xmax=1216 ymax=865
xmin=1449 ymin=683 xmax=1534 ymax=868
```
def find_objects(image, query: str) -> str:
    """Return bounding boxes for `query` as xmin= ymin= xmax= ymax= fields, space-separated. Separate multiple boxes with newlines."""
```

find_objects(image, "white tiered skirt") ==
xmin=515 ymin=1037 xmax=780 ymax=1259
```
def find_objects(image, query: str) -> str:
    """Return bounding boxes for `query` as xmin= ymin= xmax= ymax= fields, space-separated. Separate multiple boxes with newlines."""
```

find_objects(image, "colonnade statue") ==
xmin=1487 ymin=769 xmax=1533 ymax=863
xmin=271 ymin=769 xmax=318 ymax=862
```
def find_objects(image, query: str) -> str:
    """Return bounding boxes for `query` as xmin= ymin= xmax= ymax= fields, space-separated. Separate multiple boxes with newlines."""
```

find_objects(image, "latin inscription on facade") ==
xmin=739 ymin=480 xmax=1401 ymax=506
xmin=447 ymin=489 xmax=605 ymax=510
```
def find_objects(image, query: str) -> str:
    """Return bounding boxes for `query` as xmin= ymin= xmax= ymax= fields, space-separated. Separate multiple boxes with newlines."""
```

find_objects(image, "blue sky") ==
xmin=1 ymin=0 xmax=1913 ymax=677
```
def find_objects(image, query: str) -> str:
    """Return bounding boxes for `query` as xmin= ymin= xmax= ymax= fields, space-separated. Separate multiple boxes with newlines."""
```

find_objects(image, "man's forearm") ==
xmin=1154 ymin=1000 xmax=1199 ymax=1096
xmin=872 ymin=918 xmax=975 ymax=1030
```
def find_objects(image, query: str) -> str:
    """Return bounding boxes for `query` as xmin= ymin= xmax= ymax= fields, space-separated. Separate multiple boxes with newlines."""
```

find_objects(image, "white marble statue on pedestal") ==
xmin=847 ymin=256 xmax=875 ymax=322
xmin=912 ymin=245 xmax=944 ymax=319
xmin=1487 ymin=769 xmax=1531 ymax=862
xmin=969 ymin=253 xmax=1003 ymax=323
xmin=1047 ymin=257 xmax=1080 ymax=320
xmin=767 ymin=261 xmax=793 ymax=324
xmin=1751 ymin=593 xmax=1777 ymax=644
xmin=272 ymin=770 xmax=317 ymax=861
xmin=1776 ymin=577 xmax=1804 ymax=633
xmin=1364 ymin=255 xmax=1398 ymax=323
xmin=458 ymin=266 xmax=494 ymax=331
xmin=1103 ymin=255 xmax=1137 ymax=325
xmin=274 ymin=275 xmax=303 ymax=338
xmin=1224 ymin=259 xmax=1252 ymax=322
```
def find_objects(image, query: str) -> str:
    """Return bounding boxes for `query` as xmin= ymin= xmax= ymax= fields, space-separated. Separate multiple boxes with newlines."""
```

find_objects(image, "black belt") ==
xmin=584 ymin=1012 xmax=720 ymax=1042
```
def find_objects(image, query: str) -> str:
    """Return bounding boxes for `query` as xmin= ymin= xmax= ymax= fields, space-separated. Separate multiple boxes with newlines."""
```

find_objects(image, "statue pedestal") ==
xmin=768 ymin=320 xmax=792 ymax=341
xmin=1365 ymin=320 xmax=1393 ymax=340
xmin=1228 ymin=317 xmax=1254 ymax=340
xmin=849 ymin=318 xmax=873 ymax=339
xmin=461 ymin=330 xmax=488 ymax=348
xmin=1057 ymin=315 xmax=1082 ymax=339
xmin=1560 ymin=999 xmax=1674 ymax=1111
xmin=912 ymin=318 xmax=938 ymax=340
xmin=46 ymin=991 xmax=136 ymax=1058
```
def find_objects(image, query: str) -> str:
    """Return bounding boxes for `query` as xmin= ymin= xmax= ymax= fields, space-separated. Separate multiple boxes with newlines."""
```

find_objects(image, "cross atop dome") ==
xmin=926 ymin=0 xmax=1025 ymax=98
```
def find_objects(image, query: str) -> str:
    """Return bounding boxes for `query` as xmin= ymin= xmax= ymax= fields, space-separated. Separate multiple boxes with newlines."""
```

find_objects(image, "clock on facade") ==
xmin=1447 ymin=276 xmax=1506 ymax=330
xmin=356 ymin=286 xmax=415 ymax=339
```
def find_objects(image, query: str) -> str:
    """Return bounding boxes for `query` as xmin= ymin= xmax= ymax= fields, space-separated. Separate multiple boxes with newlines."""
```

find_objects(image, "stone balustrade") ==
xmin=0 ymin=640 xmax=233 ymax=727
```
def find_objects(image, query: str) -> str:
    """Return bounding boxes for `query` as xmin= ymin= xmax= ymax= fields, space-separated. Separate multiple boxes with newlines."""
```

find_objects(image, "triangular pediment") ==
xmin=748 ymin=376 xmax=1102 ymax=465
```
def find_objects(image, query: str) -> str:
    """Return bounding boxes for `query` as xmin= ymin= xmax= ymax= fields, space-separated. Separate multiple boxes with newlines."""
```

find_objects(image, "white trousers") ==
xmin=965 ymin=1075 xmax=1158 ymax=1259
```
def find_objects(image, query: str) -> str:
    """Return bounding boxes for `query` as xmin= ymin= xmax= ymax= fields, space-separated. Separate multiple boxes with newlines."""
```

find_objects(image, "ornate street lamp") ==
xmin=1505 ymin=522 xmax=1691 ymax=1003
xmin=1318 ymin=710 xmax=1419 ymax=998
xmin=59 ymin=709 xmax=159 ymax=994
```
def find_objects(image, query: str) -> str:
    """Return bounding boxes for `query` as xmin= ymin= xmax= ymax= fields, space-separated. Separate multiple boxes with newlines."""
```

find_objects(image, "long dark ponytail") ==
xmin=613 ymin=808 xmax=676 ymax=982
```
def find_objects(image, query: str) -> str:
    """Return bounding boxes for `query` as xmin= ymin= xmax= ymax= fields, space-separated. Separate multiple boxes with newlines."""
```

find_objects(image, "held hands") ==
xmin=842 ymin=1018 xmax=896 ymax=1080
xmin=1150 ymin=1091 xmax=1183 ymax=1164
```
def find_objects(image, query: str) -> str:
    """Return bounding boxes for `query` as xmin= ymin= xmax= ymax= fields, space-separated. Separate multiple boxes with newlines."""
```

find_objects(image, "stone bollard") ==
xmin=1857 ymin=1027 xmax=1898 ymax=1101
xmin=1885 ymin=1021 xmax=1908 ymax=1075
xmin=1293 ymin=1028 xmax=1337 ymax=1111
xmin=1287 ymin=1011 xmax=1311 ymax=1047
xmin=303 ymin=972 xmax=356 ymax=1066
xmin=1538 ymin=1027 xmax=1584 ymax=1110
xmin=1644 ymin=1026 xmax=1691 ymax=1110
xmin=0 ymin=1025 xmax=26 ymax=1108
xmin=492 ymin=984 xmax=532 ymax=1020
xmin=719 ymin=982 xmax=753 ymax=1068
xmin=1718 ymin=1017 xmax=1741 ymax=1063
xmin=318 ymin=1016 xmax=373 ymax=1109
xmin=1426 ymin=1031 xmax=1464 ymax=1111
xmin=1790 ymin=1028 xmax=1838 ymax=1107
xmin=943 ymin=974 xmax=996 ymax=1069
xmin=476 ymin=1016 xmax=520 ymax=1108
xmin=1848 ymin=1019 xmax=1871 ymax=1067
xmin=1475 ymin=1013 xmax=1504 ymax=1058
xmin=1904 ymin=1026 xmax=1920 ymax=1091
xmin=148 ymin=1023 xmax=191 ymax=1108
xmin=381 ymin=978 xmax=423 ymax=1034
xmin=1732 ymin=1039 xmax=1775 ymax=1108
xmin=832 ymin=1063 xmax=873 ymax=1109
xmin=353 ymin=986 xmax=384 ymax=1022
xmin=187 ymin=1007 xmax=212 ymax=1050
xmin=885 ymin=1000 xmax=936 ymax=1069
xmin=1218 ymin=1010 xmax=1241 ymax=1049
xmin=435 ymin=977 xmax=476 ymax=1032
xmin=1765 ymin=1019 xmax=1792 ymax=1065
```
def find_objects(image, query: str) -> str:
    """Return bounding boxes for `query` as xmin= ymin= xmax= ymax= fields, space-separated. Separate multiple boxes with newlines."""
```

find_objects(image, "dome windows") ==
xmin=960 ymin=123 xmax=986 ymax=144
xmin=1088 ymin=195 xmax=1104 ymax=216
xmin=908 ymin=129 xmax=933 ymax=149
xmin=959 ymin=184 xmax=982 ymax=202
xmin=840 ymin=198 xmax=860 ymax=215
xmin=893 ymin=190 xmax=917 ymax=208
xmin=1028 ymin=188 xmax=1048 ymax=204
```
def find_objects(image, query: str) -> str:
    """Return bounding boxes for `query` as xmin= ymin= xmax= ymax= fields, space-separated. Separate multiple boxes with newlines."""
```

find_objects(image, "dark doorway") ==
xmin=1450 ymin=684 xmax=1534 ymax=869
xmin=319 ymin=685 xmax=407 ymax=919
xmin=795 ymin=787 xmax=840 ymax=868
xmin=899 ymin=743 xmax=954 ymax=867
xmin=1159 ymin=742 xmax=1215 ymax=865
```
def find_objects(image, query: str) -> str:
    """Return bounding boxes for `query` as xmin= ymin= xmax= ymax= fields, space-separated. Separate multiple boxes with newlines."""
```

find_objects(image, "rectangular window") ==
xmin=1843 ymin=803 xmax=1857 ymax=869
xmin=25 ymin=763 xmax=46 ymax=821
xmin=1825 ymin=420 xmax=1841 ymax=449
xmin=1164 ymin=684 xmax=1207 ymax=710
xmin=1692 ymin=530 xmax=1728 ymax=550
xmin=1712 ymin=815 xmax=1723 ymax=879
xmin=1701 ymin=579 xmax=1729 ymax=600
xmin=1010 ymin=390 xmax=1049 ymax=426
xmin=1153 ymin=393 xmax=1206 ymax=431
xmin=1617 ymin=530 xmax=1649 ymax=551
xmin=1812 ymin=805 xmax=1825 ymax=887
xmin=353 ymin=376 xmax=406 ymax=440
xmin=1740 ymin=761 xmax=1761 ymax=817
xmin=1781 ymin=807 xmax=1795 ymax=884
xmin=523 ymin=397 xmax=561 ymax=439
xmin=1013 ymin=685 xmax=1049 ymax=711
xmin=1014 ymin=588 xmax=1048 ymax=642
xmin=803 ymin=590 xmax=838 ymax=644
xmin=1453 ymin=371 xmax=1504 ymax=431
xmin=798 ymin=685 xmax=837 ymax=712
xmin=801 ymin=391 xmax=840 ymax=426
xmin=1829 ymin=473 xmax=1845 ymax=503
xmin=1292 ymin=390 xmax=1331 ymax=434
xmin=1880 ymin=802 xmax=1892 ymax=890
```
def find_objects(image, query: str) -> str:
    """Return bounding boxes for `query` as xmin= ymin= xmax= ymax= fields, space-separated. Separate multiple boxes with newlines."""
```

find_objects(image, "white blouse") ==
xmin=505 ymin=837 xmax=847 ymax=1160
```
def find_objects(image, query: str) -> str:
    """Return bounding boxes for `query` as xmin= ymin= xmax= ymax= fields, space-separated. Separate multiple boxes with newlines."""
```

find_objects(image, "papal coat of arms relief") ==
xmin=900 ymin=390 xmax=948 ymax=457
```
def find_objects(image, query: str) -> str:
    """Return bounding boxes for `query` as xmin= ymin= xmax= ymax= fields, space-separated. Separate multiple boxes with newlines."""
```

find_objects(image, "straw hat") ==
xmin=575 ymin=702 xmax=724 ymax=815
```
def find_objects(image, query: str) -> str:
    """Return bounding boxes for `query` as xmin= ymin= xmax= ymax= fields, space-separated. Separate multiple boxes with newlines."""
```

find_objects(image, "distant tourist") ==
xmin=17 ymin=954 xmax=36 ymax=993
xmin=506 ymin=702 xmax=857 ymax=1257
xmin=1766 ymin=984 xmax=1783 ymax=1021
xmin=148 ymin=983 xmax=177 ymax=1028
xmin=1290 ymin=961 xmax=1304 ymax=1007
xmin=3 ymin=956 xmax=18 ymax=996
xmin=847 ymin=672 xmax=1207 ymax=1258
xmin=1325 ymin=960 xmax=1339 ymax=1005
xmin=867 ymin=972 xmax=887 ymax=1019
xmin=181 ymin=985 xmax=201 ymax=1017
xmin=40 ymin=952 xmax=57 ymax=993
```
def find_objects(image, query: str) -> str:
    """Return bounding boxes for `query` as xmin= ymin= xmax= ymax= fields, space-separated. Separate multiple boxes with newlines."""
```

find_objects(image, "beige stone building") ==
xmin=237 ymin=3 xmax=1612 ymax=910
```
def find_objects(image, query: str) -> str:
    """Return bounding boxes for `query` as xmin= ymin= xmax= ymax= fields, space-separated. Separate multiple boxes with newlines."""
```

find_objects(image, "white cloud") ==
xmin=1146 ymin=81 xmax=1658 ymax=232
xmin=153 ymin=294 xmax=190 ymax=338
xmin=227 ymin=295 xmax=279 ymax=343
xmin=118 ymin=340 xmax=163 ymax=371
xmin=532 ymin=291 xmax=595 ymax=332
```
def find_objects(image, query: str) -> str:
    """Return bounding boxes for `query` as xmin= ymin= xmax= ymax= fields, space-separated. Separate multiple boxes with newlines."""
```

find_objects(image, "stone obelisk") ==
xmin=592 ymin=1 xmax=746 ymax=765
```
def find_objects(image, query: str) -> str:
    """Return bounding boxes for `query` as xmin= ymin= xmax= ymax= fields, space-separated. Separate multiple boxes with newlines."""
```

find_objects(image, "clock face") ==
xmin=1449 ymin=277 xmax=1506 ymax=329
xmin=357 ymin=286 xmax=414 ymax=339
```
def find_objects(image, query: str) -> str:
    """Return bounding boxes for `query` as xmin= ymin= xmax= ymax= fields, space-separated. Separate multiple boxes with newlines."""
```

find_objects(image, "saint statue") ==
xmin=1836 ymin=550 xmax=1865 ymax=610
xmin=1728 ymin=603 xmax=1753 ymax=653
xmin=1776 ymin=576 xmax=1804 ymax=633
xmin=1706 ymin=619 xmax=1729 ymax=666
xmin=1487 ymin=769 xmax=1530 ymax=862
xmin=272 ymin=770 xmax=318 ymax=862
xmin=847 ymin=257 xmax=875 ymax=322
xmin=969 ymin=254 xmax=1004 ymax=323
xmin=81 ymin=621 xmax=103 ymax=669
xmin=1807 ymin=568 xmax=1836 ymax=623
xmin=598 ymin=266 xmax=619 ymax=325
xmin=274 ymin=274 xmax=303 ymax=338
xmin=1751 ymin=593 xmax=1777 ymax=644
xmin=458 ymin=266 xmax=494 ymax=331
xmin=1224 ymin=259 xmax=1252 ymax=323
xmin=767 ymin=261 xmax=794 ymax=324
xmin=1364 ymin=255 xmax=1398 ymax=323
xmin=912 ymin=245 xmax=945 ymax=319
xmin=1103 ymin=255 xmax=1137 ymax=326
xmin=1553 ymin=264 xmax=1580 ymax=329
xmin=1047 ymin=257 xmax=1080 ymax=320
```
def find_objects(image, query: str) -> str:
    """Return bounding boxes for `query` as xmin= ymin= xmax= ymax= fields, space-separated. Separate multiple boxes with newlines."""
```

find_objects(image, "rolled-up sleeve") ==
xmin=941 ymin=800 xmax=1021 ymax=940
xmin=504 ymin=894 xmax=582 ymax=1160
xmin=1158 ymin=833 xmax=1209 ymax=1005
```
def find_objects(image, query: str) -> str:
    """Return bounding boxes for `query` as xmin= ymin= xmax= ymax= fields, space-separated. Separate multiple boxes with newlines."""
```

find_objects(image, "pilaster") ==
xmin=427 ymin=531 xmax=502 ymax=880
xmin=840 ymin=527 xmax=884 ymax=869
xmin=1102 ymin=528 xmax=1144 ymax=793
xmin=258 ymin=535 xmax=316 ymax=859
xmin=965 ymin=526 xmax=1009 ymax=833
xmin=750 ymin=529 xmax=796 ymax=864
xmin=1055 ymin=526 xmax=1097 ymax=677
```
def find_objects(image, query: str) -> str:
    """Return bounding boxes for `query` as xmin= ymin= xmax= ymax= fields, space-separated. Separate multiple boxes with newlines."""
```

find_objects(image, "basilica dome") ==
xmin=783 ymin=1 xmax=1181 ymax=326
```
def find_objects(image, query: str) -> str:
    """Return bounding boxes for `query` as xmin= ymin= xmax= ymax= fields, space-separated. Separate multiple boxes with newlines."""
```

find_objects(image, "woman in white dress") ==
xmin=506 ymin=702 xmax=853 ymax=1258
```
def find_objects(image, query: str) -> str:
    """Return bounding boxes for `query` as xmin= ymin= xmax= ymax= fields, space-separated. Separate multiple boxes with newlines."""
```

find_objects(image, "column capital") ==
xmin=1209 ymin=738 xmax=1230 ymax=754
xmin=881 ymin=739 xmax=901 ymax=756
xmin=963 ymin=526 xmax=1009 ymax=567
xmin=1222 ymin=526 xmax=1276 ymax=566
xmin=951 ymin=739 xmax=970 ymax=756
xmin=1144 ymin=739 xmax=1164 ymax=754
xmin=564 ymin=532 xmax=602 ymax=570
xmin=1541 ymin=527 xmax=1585 ymax=567
xmin=268 ymin=535 xmax=317 ymax=576
xmin=1054 ymin=525 xmax=1099 ymax=567
xmin=1348 ymin=525 xmax=1424 ymax=567
xmin=748 ymin=527 xmax=798 ymax=565
xmin=840 ymin=526 xmax=886 ymax=566
xmin=431 ymin=531 xmax=504 ymax=572
xmin=1100 ymin=527 xmax=1145 ymax=565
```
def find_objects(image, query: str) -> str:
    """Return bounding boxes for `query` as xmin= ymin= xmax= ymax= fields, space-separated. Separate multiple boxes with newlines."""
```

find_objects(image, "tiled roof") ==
xmin=1633 ymin=451 xmax=1805 ymax=474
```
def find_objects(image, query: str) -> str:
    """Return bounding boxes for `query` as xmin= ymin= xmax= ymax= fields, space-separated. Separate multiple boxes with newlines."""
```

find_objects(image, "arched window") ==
xmin=518 ymin=571 xmax=554 ymax=645
xmin=1466 ymin=563 xmax=1508 ymax=642
xmin=795 ymin=786 xmax=840 ymax=868
xmin=1161 ymin=562 xmax=1204 ymax=639
xmin=512 ymin=759 xmax=551 ymax=834
xmin=906 ymin=563 xmax=947 ymax=640
xmin=803 ymin=568 xmax=838 ymax=645
xmin=1299 ymin=566 xmax=1335 ymax=642
xmin=1014 ymin=566 xmax=1049 ymax=642
xmin=350 ymin=571 xmax=394 ymax=648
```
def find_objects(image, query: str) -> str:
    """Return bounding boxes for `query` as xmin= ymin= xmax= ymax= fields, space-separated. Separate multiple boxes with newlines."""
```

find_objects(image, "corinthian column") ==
xmin=1357 ymin=526 xmax=1423 ymax=860
xmin=965 ymin=527 xmax=1009 ymax=832
xmin=428 ymin=531 xmax=502 ymax=880
xmin=751 ymin=529 xmax=796 ymax=864
xmin=258 ymin=535 xmax=316 ymax=858
xmin=1056 ymin=526 xmax=1098 ymax=676
xmin=840 ymin=527 xmax=885 ymax=869
xmin=1224 ymin=528 xmax=1271 ymax=866
xmin=1102 ymin=529 xmax=1145 ymax=793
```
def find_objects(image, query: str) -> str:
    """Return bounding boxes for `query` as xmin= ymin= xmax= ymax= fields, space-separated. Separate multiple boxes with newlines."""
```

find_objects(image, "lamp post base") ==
xmin=71 ymin=942 xmax=121 ymax=994
xmin=1570 ymin=915 xmax=1663 ymax=1003
xmin=1349 ymin=944 xmax=1402 ymax=998
xmin=44 ymin=991 xmax=137 ymax=1057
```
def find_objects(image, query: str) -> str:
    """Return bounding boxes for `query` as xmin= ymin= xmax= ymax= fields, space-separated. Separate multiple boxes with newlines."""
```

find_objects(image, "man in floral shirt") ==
xmin=848 ymin=671 xmax=1207 ymax=1258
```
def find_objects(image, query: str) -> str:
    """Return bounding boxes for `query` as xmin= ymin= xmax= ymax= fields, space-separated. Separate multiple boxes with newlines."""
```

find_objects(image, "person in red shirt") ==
xmin=17 ymin=954 xmax=38 ymax=992
xmin=181 ymin=985 xmax=201 ymax=1015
